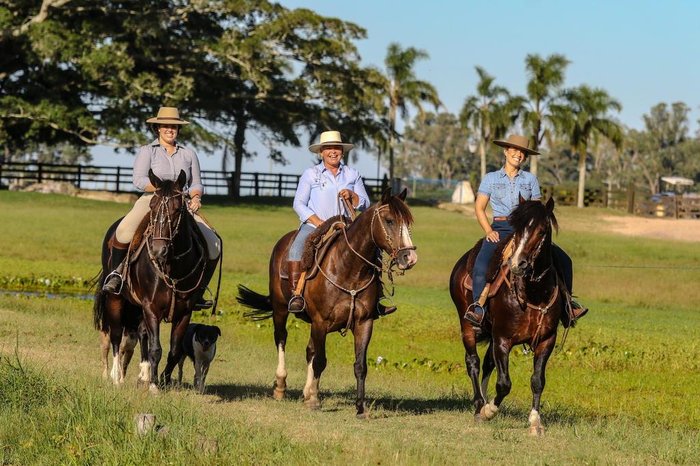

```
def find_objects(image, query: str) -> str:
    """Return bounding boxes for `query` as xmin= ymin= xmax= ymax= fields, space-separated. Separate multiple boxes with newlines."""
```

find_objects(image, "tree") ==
xmin=522 ymin=53 xmax=570 ymax=176
xmin=552 ymin=85 xmax=622 ymax=207
xmin=382 ymin=43 xmax=441 ymax=180
xmin=460 ymin=66 xmax=524 ymax=181
xmin=395 ymin=112 xmax=472 ymax=185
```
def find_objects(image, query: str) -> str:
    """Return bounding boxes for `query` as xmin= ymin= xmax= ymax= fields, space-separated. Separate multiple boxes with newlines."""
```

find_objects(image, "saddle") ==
xmin=279 ymin=216 xmax=347 ymax=281
xmin=463 ymin=238 xmax=515 ymax=306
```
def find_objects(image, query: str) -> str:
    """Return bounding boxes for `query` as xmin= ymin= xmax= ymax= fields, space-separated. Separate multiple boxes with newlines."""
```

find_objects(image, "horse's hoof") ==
xmin=356 ymin=412 xmax=369 ymax=420
xmin=480 ymin=402 xmax=499 ymax=420
xmin=148 ymin=383 xmax=160 ymax=395
xmin=272 ymin=387 xmax=286 ymax=400
xmin=304 ymin=398 xmax=321 ymax=410
xmin=528 ymin=424 xmax=545 ymax=437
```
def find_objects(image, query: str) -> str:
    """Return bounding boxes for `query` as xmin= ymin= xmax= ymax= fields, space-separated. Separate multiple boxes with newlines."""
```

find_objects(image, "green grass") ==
xmin=0 ymin=191 xmax=699 ymax=465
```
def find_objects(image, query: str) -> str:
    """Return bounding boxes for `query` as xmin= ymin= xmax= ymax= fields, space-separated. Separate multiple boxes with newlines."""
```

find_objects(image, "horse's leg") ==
xmin=272 ymin=308 xmax=290 ymax=400
xmin=141 ymin=313 xmax=162 ymax=394
xmin=352 ymin=318 xmax=374 ymax=419
xmin=160 ymin=313 xmax=191 ymax=388
xmin=461 ymin=321 xmax=485 ymax=420
xmin=100 ymin=330 xmax=110 ymax=379
xmin=528 ymin=333 xmax=557 ymax=436
xmin=302 ymin=336 xmax=316 ymax=401
xmin=474 ymin=340 xmax=497 ymax=420
xmin=119 ymin=328 xmax=138 ymax=380
xmin=481 ymin=336 xmax=513 ymax=420
xmin=137 ymin=321 xmax=150 ymax=387
xmin=303 ymin=323 xmax=327 ymax=410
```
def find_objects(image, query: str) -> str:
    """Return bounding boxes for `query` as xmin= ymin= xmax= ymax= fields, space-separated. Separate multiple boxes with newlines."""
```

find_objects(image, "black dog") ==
xmin=178 ymin=323 xmax=221 ymax=393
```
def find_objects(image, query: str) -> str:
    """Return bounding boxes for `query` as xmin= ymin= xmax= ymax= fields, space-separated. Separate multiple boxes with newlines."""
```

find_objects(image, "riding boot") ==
xmin=376 ymin=287 xmax=397 ymax=316
xmin=562 ymin=298 xmax=589 ymax=328
xmin=103 ymin=243 xmax=129 ymax=294
xmin=464 ymin=302 xmax=486 ymax=326
xmin=193 ymin=258 xmax=218 ymax=310
xmin=287 ymin=260 xmax=305 ymax=313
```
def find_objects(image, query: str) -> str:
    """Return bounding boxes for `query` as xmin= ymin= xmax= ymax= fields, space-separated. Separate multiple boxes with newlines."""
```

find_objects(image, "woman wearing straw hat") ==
xmin=463 ymin=134 xmax=588 ymax=327
xmin=287 ymin=130 xmax=390 ymax=314
xmin=102 ymin=107 xmax=221 ymax=309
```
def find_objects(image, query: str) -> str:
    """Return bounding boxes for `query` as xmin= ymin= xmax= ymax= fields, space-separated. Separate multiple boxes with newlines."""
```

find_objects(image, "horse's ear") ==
xmin=214 ymin=325 xmax=221 ymax=336
xmin=545 ymin=196 xmax=555 ymax=212
xmin=398 ymin=188 xmax=408 ymax=201
xmin=381 ymin=187 xmax=392 ymax=204
xmin=176 ymin=169 xmax=187 ymax=189
xmin=148 ymin=169 xmax=161 ymax=189
xmin=518 ymin=193 xmax=526 ymax=204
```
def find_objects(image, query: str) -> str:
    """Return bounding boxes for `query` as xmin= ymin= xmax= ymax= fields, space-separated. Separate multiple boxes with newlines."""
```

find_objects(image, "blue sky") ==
xmin=95 ymin=0 xmax=700 ymax=177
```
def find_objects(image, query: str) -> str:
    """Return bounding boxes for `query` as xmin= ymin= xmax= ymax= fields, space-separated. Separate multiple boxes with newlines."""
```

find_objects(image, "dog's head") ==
xmin=194 ymin=324 xmax=221 ymax=352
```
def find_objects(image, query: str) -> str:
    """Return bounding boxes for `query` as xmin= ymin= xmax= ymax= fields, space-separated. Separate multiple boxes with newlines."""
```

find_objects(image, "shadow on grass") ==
xmin=206 ymin=383 xmax=585 ymax=426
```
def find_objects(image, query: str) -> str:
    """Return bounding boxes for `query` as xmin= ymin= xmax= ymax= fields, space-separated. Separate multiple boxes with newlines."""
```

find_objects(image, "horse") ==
xmin=237 ymin=189 xmax=417 ymax=418
xmin=449 ymin=197 xmax=564 ymax=436
xmin=93 ymin=169 xmax=213 ymax=392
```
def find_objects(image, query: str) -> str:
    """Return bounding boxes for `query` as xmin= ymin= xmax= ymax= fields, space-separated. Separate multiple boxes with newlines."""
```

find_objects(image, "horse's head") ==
xmin=507 ymin=197 xmax=558 ymax=277
xmin=370 ymin=188 xmax=418 ymax=270
xmin=147 ymin=169 xmax=187 ymax=264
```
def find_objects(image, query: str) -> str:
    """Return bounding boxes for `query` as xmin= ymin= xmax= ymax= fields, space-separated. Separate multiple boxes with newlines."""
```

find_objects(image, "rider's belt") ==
xmin=493 ymin=216 xmax=508 ymax=222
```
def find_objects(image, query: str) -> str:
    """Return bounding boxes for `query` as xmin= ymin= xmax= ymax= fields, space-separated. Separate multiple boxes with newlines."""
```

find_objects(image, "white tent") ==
xmin=661 ymin=176 xmax=694 ymax=187
xmin=451 ymin=180 xmax=475 ymax=204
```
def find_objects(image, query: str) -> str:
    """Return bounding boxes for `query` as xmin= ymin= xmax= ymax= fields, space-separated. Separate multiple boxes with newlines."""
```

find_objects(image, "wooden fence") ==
xmin=0 ymin=161 xmax=386 ymax=199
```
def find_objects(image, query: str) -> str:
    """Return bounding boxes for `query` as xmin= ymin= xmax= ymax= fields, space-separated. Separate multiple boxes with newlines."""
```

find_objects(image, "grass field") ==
xmin=1 ymin=191 xmax=699 ymax=465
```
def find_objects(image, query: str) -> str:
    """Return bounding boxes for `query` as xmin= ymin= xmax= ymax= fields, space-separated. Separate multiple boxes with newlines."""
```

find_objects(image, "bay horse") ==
xmin=237 ymin=189 xmax=417 ymax=418
xmin=93 ymin=169 xmax=213 ymax=392
xmin=450 ymin=197 xmax=564 ymax=435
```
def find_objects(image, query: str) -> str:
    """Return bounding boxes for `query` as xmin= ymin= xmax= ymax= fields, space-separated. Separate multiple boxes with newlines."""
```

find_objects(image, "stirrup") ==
xmin=463 ymin=302 xmax=485 ymax=326
xmin=194 ymin=299 xmax=214 ymax=310
xmin=102 ymin=271 xmax=123 ymax=295
xmin=377 ymin=296 xmax=397 ymax=316
xmin=288 ymin=295 xmax=306 ymax=313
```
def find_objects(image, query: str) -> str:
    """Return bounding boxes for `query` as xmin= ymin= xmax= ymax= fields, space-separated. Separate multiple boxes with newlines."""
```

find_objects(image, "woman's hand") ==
xmin=188 ymin=194 xmax=201 ymax=213
xmin=338 ymin=189 xmax=359 ymax=207
xmin=485 ymin=230 xmax=500 ymax=242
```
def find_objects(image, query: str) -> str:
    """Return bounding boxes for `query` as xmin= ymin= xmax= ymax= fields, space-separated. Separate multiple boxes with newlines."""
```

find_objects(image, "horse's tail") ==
xmin=237 ymin=284 xmax=273 ymax=321
xmin=93 ymin=271 xmax=106 ymax=330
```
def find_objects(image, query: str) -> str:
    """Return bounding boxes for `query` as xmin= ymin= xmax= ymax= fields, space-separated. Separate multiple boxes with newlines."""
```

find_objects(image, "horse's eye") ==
xmin=386 ymin=219 xmax=394 ymax=225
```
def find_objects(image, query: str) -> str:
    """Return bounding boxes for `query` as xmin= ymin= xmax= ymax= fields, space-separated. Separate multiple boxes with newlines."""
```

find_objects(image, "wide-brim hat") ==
xmin=146 ymin=106 xmax=189 ymax=125
xmin=493 ymin=134 xmax=539 ymax=155
xmin=309 ymin=130 xmax=354 ymax=154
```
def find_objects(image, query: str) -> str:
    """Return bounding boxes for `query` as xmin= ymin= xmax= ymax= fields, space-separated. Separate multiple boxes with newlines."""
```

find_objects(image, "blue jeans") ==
xmin=288 ymin=223 xmax=315 ymax=261
xmin=471 ymin=221 xmax=574 ymax=305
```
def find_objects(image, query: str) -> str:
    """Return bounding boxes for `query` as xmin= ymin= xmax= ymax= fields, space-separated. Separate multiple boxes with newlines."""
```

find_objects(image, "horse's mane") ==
xmin=382 ymin=195 xmax=414 ymax=225
xmin=300 ymin=215 xmax=347 ymax=270
xmin=156 ymin=179 xmax=182 ymax=196
xmin=508 ymin=200 xmax=558 ymax=235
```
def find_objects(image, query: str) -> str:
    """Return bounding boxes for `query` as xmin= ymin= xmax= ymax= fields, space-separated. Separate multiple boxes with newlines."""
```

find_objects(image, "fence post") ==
xmin=278 ymin=173 xmax=283 ymax=198
xmin=626 ymin=182 xmax=635 ymax=214
xmin=254 ymin=173 xmax=259 ymax=197
xmin=77 ymin=165 xmax=82 ymax=189
xmin=116 ymin=167 xmax=121 ymax=193
xmin=37 ymin=163 xmax=43 ymax=184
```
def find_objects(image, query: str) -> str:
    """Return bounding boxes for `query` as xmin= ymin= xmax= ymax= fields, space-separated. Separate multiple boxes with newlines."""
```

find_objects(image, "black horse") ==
xmin=237 ymin=189 xmax=417 ymax=417
xmin=450 ymin=197 xmax=564 ymax=435
xmin=94 ymin=170 xmax=213 ymax=392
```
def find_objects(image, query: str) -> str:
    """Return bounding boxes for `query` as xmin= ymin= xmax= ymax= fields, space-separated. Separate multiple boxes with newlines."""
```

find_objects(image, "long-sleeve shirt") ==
xmin=477 ymin=167 xmax=541 ymax=218
xmin=293 ymin=161 xmax=370 ymax=225
xmin=132 ymin=139 xmax=204 ymax=194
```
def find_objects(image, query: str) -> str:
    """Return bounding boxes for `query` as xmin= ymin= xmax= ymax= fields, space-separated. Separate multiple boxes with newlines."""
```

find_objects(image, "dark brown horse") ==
xmin=237 ymin=189 xmax=417 ymax=418
xmin=450 ymin=197 xmax=563 ymax=435
xmin=94 ymin=170 xmax=213 ymax=392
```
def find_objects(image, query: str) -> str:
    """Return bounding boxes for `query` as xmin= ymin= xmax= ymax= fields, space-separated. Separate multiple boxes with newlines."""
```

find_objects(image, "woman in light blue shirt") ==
xmin=102 ymin=107 xmax=220 ymax=310
xmin=464 ymin=135 xmax=588 ymax=327
xmin=286 ymin=130 xmax=373 ymax=313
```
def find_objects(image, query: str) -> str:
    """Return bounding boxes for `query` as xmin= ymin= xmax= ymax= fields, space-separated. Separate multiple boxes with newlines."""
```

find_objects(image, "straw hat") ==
xmin=146 ymin=107 xmax=189 ymax=125
xmin=492 ymin=134 xmax=539 ymax=155
xmin=309 ymin=130 xmax=354 ymax=154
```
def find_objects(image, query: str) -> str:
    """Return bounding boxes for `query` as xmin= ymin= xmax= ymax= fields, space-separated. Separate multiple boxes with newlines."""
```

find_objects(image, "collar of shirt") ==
xmin=498 ymin=167 xmax=522 ymax=179
xmin=316 ymin=160 xmax=345 ymax=175
xmin=149 ymin=138 xmax=181 ymax=151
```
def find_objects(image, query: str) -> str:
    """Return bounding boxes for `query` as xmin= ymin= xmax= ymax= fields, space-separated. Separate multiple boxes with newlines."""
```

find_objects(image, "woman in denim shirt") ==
xmin=464 ymin=135 xmax=588 ymax=327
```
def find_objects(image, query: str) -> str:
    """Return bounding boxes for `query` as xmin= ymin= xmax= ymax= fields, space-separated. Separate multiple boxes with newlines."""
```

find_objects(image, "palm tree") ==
xmin=384 ymin=43 xmax=441 ymax=179
xmin=460 ymin=66 xmax=524 ymax=180
xmin=522 ymin=53 xmax=570 ymax=176
xmin=552 ymin=85 xmax=623 ymax=207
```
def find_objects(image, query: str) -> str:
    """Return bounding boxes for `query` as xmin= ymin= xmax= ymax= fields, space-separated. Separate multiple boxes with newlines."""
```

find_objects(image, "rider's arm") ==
xmin=293 ymin=169 xmax=316 ymax=224
xmin=475 ymin=193 xmax=499 ymax=242
xmin=133 ymin=146 xmax=154 ymax=192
